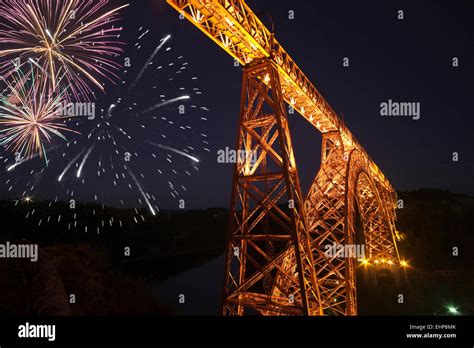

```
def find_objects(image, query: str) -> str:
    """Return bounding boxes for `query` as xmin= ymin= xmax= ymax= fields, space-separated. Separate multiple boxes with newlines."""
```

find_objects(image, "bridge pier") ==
xmin=221 ymin=59 xmax=321 ymax=316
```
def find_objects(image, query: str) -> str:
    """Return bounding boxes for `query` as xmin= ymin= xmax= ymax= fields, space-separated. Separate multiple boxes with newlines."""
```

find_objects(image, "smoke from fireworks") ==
xmin=0 ymin=0 xmax=129 ymax=101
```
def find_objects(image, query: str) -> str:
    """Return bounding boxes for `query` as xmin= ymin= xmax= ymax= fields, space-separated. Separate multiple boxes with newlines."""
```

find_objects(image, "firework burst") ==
xmin=0 ymin=65 xmax=77 ymax=163
xmin=0 ymin=0 xmax=129 ymax=101
xmin=2 ymin=28 xmax=210 ymax=233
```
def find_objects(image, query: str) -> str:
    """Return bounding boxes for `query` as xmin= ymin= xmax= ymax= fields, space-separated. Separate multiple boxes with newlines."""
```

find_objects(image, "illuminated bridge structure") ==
xmin=168 ymin=0 xmax=405 ymax=316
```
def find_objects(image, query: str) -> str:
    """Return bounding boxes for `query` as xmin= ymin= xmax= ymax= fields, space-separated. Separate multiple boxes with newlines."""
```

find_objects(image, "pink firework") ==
xmin=0 ymin=0 xmax=129 ymax=101
xmin=0 ymin=66 xmax=78 ymax=162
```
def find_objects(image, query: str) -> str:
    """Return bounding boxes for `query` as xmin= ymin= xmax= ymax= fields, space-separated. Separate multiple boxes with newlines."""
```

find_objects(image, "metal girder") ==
xmin=167 ymin=0 xmax=403 ymax=316
xmin=222 ymin=60 xmax=322 ymax=316
xmin=304 ymin=134 xmax=400 ymax=315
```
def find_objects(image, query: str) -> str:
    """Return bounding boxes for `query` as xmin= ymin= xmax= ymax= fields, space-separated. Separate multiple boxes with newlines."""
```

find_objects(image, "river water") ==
xmin=153 ymin=254 xmax=225 ymax=315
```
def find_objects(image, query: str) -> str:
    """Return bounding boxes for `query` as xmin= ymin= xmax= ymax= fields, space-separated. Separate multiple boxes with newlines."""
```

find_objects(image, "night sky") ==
xmin=1 ymin=0 xmax=473 ymax=210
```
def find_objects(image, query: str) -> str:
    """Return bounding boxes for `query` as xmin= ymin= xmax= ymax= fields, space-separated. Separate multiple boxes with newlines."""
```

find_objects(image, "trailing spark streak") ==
xmin=148 ymin=142 xmax=200 ymax=163
xmin=107 ymin=104 xmax=116 ymax=119
xmin=127 ymin=169 xmax=156 ymax=216
xmin=28 ymin=58 xmax=52 ymax=79
xmin=6 ymin=143 xmax=62 ymax=171
xmin=76 ymin=143 xmax=95 ymax=178
xmin=7 ymin=153 xmax=41 ymax=172
xmin=58 ymin=149 xmax=86 ymax=182
xmin=130 ymin=34 xmax=172 ymax=90
xmin=142 ymin=96 xmax=190 ymax=114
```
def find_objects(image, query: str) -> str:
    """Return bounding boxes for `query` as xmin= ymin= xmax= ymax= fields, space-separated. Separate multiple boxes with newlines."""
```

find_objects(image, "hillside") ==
xmin=0 ymin=189 xmax=472 ymax=315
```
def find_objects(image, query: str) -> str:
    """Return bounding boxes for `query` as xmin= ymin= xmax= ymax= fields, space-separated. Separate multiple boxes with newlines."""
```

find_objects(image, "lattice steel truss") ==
xmin=167 ymin=0 xmax=403 ymax=316
xmin=222 ymin=61 xmax=321 ymax=315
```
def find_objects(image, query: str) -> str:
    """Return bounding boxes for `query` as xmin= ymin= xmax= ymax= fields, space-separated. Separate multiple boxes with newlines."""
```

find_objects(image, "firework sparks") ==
xmin=76 ymin=143 xmax=95 ymax=178
xmin=0 ymin=0 xmax=129 ymax=101
xmin=130 ymin=34 xmax=171 ymax=91
xmin=0 ymin=66 xmax=77 ymax=162
xmin=2 ymin=28 xmax=210 ymax=234
xmin=127 ymin=168 xmax=156 ymax=216
xmin=141 ymin=95 xmax=190 ymax=114
xmin=148 ymin=141 xmax=200 ymax=163
xmin=57 ymin=148 xmax=85 ymax=182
